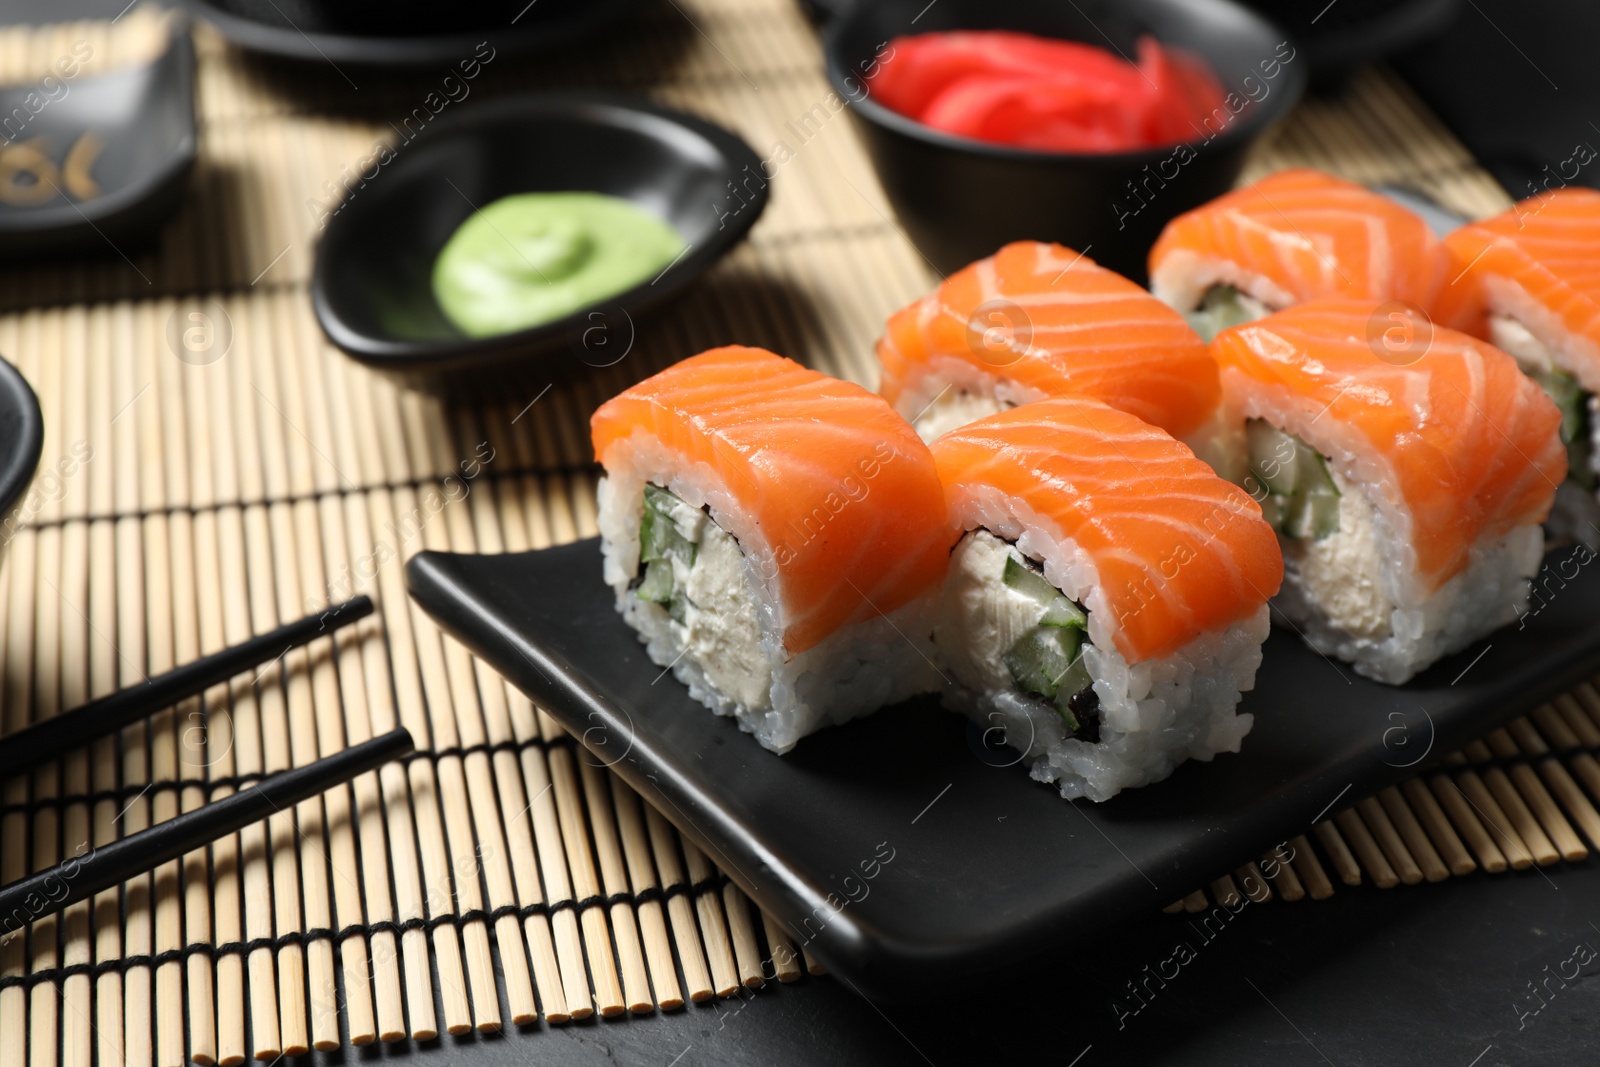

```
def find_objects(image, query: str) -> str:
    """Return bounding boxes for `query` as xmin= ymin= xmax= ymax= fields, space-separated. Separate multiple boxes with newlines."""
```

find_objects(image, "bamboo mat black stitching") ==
xmin=0 ymin=735 xmax=581 ymax=817
xmin=0 ymin=874 xmax=732 ymax=992
xmin=4 ymin=462 xmax=605 ymax=536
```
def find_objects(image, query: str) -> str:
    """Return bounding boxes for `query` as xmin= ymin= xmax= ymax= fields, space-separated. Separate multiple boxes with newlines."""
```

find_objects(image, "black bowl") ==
xmin=0 ymin=355 xmax=45 ymax=559
xmin=822 ymin=0 xmax=1306 ymax=281
xmin=177 ymin=0 xmax=638 ymax=68
xmin=0 ymin=21 xmax=195 ymax=258
xmin=311 ymin=92 xmax=768 ymax=392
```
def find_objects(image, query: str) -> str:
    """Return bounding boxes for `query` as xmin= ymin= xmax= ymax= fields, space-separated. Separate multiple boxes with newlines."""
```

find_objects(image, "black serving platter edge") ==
xmin=406 ymin=539 xmax=1600 ymax=1000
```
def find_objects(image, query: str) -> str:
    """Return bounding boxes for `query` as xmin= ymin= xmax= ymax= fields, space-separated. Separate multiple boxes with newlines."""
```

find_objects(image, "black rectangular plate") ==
xmin=405 ymin=539 xmax=1600 ymax=1000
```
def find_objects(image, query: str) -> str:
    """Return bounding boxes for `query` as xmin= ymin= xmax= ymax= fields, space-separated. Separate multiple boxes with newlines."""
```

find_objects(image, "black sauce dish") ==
xmin=822 ymin=0 xmax=1307 ymax=281
xmin=0 ymin=355 xmax=45 ymax=567
xmin=311 ymin=92 xmax=769 ymax=393
xmin=176 ymin=0 xmax=638 ymax=68
xmin=0 ymin=19 xmax=195 ymax=258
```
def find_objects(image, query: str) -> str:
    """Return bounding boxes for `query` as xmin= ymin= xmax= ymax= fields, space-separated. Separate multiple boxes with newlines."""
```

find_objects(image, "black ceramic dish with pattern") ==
xmin=310 ymin=92 xmax=768 ymax=393
xmin=0 ymin=21 xmax=194 ymax=258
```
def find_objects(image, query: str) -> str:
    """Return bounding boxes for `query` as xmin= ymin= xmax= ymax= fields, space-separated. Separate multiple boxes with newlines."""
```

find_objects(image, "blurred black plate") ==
xmin=1240 ymin=0 xmax=1459 ymax=84
xmin=0 ymin=22 xmax=194 ymax=257
xmin=406 ymin=538 xmax=1600 ymax=1000
xmin=0 ymin=354 xmax=43 ymax=548
xmin=177 ymin=0 xmax=638 ymax=68
xmin=311 ymin=92 xmax=767 ymax=392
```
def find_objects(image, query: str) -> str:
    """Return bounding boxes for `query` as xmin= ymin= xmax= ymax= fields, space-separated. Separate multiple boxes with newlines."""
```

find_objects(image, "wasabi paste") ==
xmin=432 ymin=191 xmax=686 ymax=337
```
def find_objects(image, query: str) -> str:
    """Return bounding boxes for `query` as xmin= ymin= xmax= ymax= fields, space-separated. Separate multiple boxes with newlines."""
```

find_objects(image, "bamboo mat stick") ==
xmin=387 ymin=537 xmax=499 ymax=1032
xmin=1335 ymin=808 xmax=1399 ymax=888
xmin=1355 ymin=797 xmax=1423 ymax=885
xmin=1506 ymin=716 xmax=1548 ymax=757
xmin=759 ymin=912 xmax=803 ymax=983
xmin=214 ymin=324 xmax=283 ymax=1059
xmin=1536 ymin=701 xmax=1585 ymax=751
xmin=1312 ymin=820 xmax=1363 ymax=887
xmin=159 ymin=306 xmax=219 ymax=1067
xmin=1430 ymin=775 xmax=1508 ymax=874
xmin=644 ymin=805 xmax=714 ymax=1003
xmin=417 ymin=427 xmax=540 ymax=1029
xmin=192 ymin=510 xmax=248 ymax=1067
xmin=246 ymin=304 xmax=328 ymax=1054
xmin=1544 ymin=759 xmax=1600 ymax=849
xmin=396 ymin=399 xmax=509 ymax=1034
xmin=1 ymin=539 xmax=26 ymax=1067
xmin=576 ymin=759 xmax=655 ymax=1013
xmin=28 ymin=311 xmax=63 ymax=1067
xmin=1455 ymin=771 xmax=1532 ymax=870
xmin=1484 ymin=727 xmax=1519 ymax=761
xmin=1209 ymin=876 xmax=1241 ymax=909
xmin=546 ymin=742 xmax=626 ymax=1017
xmin=113 ymin=301 xmax=156 ymax=1067
xmin=680 ymin=839 xmax=739 ymax=998
xmin=323 ymin=364 xmax=451 ymax=1036
xmin=481 ymin=456 xmax=577 ymax=1024
xmin=801 ymin=947 xmax=827 ymax=978
xmin=254 ymin=506 xmax=330 ymax=1056
xmin=1553 ymin=694 xmax=1600 ymax=748
xmin=235 ymin=310 xmax=307 ymax=1062
xmin=1399 ymin=778 xmax=1475 ymax=877
xmin=187 ymin=308 xmax=246 ymax=1067
xmin=607 ymin=778 xmax=685 ymax=1010
xmin=59 ymin=518 xmax=94 ymax=1067
xmin=506 ymin=698 xmax=583 ymax=1023
xmin=131 ymin=302 xmax=186 ymax=1067
xmin=78 ymin=309 xmax=126 ymax=1067
xmin=723 ymin=886 xmax=766 ymax=988
xmin=1508 ymin=764 xmax=1587 ymax=863
xmin=1481 ymin=767 xmax=1559 ymax=866
xmin=322 ymin=503 xmax=407 ymax=1045
xmin=349 ymin=376 xmax=470 ymax=1036
xmin=1238 ymin=864 xmax=1271 ymax=903
xmin=1261 ymin=847 xmax=1304 ymax=903
xmin=286 ymin=334 xmax=395 ymax=1048
xmin=1374 ymin=788 xmax=1448 ymax=883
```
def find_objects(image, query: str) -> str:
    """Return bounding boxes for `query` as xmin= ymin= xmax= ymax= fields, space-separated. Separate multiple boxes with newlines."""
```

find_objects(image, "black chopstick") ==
xmin=0 ymin=595 xmax=374 ymax=782
xmin=0 ymin=727 xmax=414 ymax=936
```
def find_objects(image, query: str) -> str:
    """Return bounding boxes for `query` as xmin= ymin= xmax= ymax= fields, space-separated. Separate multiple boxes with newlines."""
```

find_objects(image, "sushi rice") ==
xmin=936 ymin=489 xmax=1268 ymax=802
xmin=597 ymin=442 xmax=942 ymax=754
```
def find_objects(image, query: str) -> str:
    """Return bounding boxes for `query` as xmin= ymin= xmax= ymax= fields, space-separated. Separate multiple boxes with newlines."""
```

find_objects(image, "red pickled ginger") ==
xmin=866 ymin=30 xmax=1229 ymax=153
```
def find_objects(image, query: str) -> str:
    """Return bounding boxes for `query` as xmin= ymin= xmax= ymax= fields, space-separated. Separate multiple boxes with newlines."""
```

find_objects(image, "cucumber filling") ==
xmin=1488 ymin=315 xmax=1596 ymax=492
xmin=1528 ymin=365 xmax=1594 ymax=492
xmin=1244 ymin=418 xmax=1340 ymax=540
xmin=1185 ymin=284 xmax=1273 ymax=342
xmin=999 ymin=550 xmax=1099 ymax=742
xmin=630 ymin=483 xmax=704 ymax=624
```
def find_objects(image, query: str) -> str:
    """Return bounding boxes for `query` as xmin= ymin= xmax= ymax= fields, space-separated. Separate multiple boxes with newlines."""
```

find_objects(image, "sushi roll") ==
xmin=1149 ymin=169 xmax=1448 ymax=340
xmin=929 ymin=397 xmax=1282 ymax=802
xmin=1433 ymin=188 xmax=1600 ymax=544
xmin=876 ymin=240 xmax=1220 ymax=444
xmin=1211 ymin=300 xmax=1566 ymax=684
xmin=589 ymin=345 xmax=954 ymax=753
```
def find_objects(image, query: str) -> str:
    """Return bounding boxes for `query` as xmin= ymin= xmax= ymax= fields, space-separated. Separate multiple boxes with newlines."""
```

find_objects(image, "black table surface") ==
xmin=18 ymin=0 xmax=1600 ymax=1061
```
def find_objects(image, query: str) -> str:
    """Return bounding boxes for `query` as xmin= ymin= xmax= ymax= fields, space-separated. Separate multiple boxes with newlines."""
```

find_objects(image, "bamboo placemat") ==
xmin=0 ymin=3 xmax=1596 ymax=1066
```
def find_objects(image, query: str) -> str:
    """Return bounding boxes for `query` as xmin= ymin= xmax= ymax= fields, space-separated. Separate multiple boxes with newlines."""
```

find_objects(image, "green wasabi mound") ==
xmin=432 ymin=191 xmax=687 ymax=337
